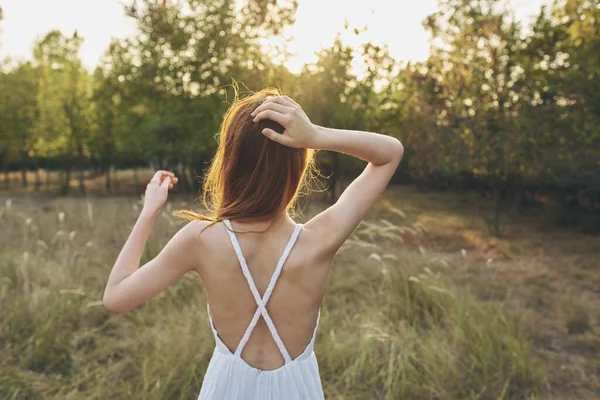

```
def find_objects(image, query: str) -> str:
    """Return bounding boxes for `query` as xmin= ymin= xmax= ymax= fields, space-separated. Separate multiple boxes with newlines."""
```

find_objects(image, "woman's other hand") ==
xmin=142 ymin=170 xmax=178 ymax=217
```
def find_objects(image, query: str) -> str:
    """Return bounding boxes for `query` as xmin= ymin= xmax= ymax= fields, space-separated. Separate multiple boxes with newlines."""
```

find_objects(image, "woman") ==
xmin=103 ymin=89 xmax=404 ymax=399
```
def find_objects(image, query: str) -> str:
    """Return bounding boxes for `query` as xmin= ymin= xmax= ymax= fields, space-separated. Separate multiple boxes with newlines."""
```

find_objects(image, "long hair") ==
xmin=173 ymin=87 xmax=318 ymax=234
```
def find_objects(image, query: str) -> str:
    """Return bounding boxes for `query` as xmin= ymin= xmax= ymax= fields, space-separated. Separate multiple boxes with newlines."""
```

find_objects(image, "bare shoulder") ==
xmin=176 ymin=219 xmax=223 ymax=247
xmin=297 ymin=219 xmax=338 ymax=266
xmin=170 ymin=220 xmax=222 ymax=266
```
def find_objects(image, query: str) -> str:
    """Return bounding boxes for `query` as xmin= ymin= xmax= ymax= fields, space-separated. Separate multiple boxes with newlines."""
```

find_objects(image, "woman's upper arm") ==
xmin=103 ymin=220 xmax=207 ymax=314
xmin=305 ymin=141 xmax=403 ymax=259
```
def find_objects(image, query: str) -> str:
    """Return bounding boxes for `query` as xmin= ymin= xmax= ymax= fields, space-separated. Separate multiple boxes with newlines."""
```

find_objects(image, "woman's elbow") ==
xmin=103 ymin=293 xmax=127 ymax=314
xmin=391 ymin=138 xmax=404 ymax=163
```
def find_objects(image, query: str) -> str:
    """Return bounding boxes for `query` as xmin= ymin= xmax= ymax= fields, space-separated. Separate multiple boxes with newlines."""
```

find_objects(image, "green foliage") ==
xmin=0 ymin=0 xmax=598 ymax=225
xmin=0 ymin=61 xmax=38 ymax=167
xmin=518 ymin=0 xmax=600 ymax=192
xmin=383 ymin=0 xmax=599 ymax=234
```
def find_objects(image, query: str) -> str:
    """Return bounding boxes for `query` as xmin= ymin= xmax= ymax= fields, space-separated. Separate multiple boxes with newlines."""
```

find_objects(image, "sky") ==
xmin=1 ymin=0 xmax=549 ymax=73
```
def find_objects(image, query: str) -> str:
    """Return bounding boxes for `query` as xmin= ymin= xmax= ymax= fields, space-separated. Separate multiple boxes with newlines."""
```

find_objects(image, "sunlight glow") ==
xmin=1 ymin=0 xmax=548 ymax=73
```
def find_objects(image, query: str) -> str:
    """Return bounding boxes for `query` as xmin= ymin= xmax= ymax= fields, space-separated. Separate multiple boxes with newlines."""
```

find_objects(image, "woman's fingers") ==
xmin=282 ymin=95 xmax=301 ymax=109
xmin=252 ymin=101 xmax=293 ymax=119
xmin=156 ymin=170 xmax=174 ymax=179
xmin=151 ymin=170 xmax=175 ymax=184
xmin=151 ymin=174 xmax=177 ymax=189
xmin=262 ymin=128 xmax=292 ymax=146
xmin=266 ymin=95 xmax=297 ymax=109
xmin=253 ymin=109 xmax=289 ymax=126
xmin=165 ymin=176 xmax=178 ymax=190
xmin=160 ymin=176 xmax=171 ymax=188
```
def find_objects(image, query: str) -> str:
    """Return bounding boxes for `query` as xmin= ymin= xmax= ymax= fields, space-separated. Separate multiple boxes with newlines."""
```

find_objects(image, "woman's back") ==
xmin=195 ymin=217 xmax=328 ymax=399
xmin=196 ymin=217 xmax=330 ymax=371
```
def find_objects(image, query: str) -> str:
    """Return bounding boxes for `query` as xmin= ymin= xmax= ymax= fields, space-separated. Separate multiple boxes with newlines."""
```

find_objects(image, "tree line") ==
xmin=0 ymin=0 xmax=598 ymax=234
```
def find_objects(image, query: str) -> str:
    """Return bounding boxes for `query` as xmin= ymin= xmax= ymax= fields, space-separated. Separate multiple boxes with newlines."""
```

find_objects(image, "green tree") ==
xmin=104 ymin=0 xmax=298 ymax=192
xmin=0 ymin=62 xmax=38 ymax=188
xmin=517 ymin=0 xmax=600 ymax=225
xmin=34 ymin=30 xmax=91 ymax=194
xmin=414 ymin=0 xmax=525 ymax=235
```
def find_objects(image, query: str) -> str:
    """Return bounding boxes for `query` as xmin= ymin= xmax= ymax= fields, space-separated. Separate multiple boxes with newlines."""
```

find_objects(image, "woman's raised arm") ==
xmin=252 ymin=95 xmax=404 ymax=259
xmin=102 ymin=170 xmax=201 ymax=314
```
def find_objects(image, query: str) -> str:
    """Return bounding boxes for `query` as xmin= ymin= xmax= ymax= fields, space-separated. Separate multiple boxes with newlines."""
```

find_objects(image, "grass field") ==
xmin=0 ymin=177 xmax=598 ymax=399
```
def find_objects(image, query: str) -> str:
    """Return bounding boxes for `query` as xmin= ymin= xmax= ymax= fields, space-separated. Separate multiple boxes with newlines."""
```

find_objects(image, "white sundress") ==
xmin=197 ymin=219 xmax=325 ymax=400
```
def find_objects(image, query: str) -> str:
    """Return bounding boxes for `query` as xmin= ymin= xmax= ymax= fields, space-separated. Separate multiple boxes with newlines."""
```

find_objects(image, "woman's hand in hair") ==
xmin=142 ymin=170 xmax=178 ymax=218
xmin=251 ymin=95 xmax=319 ymax=149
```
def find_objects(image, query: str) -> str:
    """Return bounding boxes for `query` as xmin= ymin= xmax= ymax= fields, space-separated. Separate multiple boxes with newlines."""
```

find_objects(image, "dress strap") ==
xmin=223 ymin=219 xmax=303 ymax=364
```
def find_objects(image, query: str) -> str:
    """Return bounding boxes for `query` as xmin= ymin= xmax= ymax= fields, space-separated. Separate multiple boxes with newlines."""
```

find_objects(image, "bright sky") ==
xmin=1 ymin=0 xmax=549 ymax=73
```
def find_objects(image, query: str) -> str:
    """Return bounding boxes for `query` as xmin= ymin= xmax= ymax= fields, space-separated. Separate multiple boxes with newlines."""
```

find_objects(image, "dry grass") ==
xmin=0 ymin=184 xmax=597 ymax=399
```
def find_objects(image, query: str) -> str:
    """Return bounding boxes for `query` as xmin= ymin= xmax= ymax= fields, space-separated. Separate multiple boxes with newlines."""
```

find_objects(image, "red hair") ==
xmin=174 ymin=87 xmax=318 ymax=233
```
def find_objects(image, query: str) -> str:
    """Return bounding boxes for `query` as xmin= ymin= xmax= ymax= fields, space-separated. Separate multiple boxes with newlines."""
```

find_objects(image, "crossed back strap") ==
xmin=222 ymin=219 xmax=303 ymax=364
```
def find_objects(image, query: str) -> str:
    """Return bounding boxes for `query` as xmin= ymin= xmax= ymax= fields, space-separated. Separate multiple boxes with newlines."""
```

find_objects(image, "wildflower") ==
xmin=25 ymin=218 xmax=32 ymax=225
xmin=87 ymin=202 xmax=94 ymax=226
xmin=461 ymin=249 xmax=467 ymax=257
xmin=58 ymin=212 xmax=65 ymax=223
xmin=69 ymin=231 xmax=76 ymax=241
xmin=85 ymin=300 xmax=105 ymax=308
xmin=59 ymin=288 xmax=86 ymax=296
xmin=427 ymin=285 xmax=451 ymax=295
xmin=369 ymin=253 xmax=382 ymax=262
xmin=388 ymin=206 xmax=406 ymax=218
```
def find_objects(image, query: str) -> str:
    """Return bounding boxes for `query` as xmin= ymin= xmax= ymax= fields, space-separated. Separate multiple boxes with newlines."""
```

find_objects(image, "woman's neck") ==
xmin=230 ymin=212 xmax=292 ymax=231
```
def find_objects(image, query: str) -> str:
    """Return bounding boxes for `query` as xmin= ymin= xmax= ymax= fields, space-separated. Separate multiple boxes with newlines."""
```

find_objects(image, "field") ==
xmin=0 ymin=177 xmax=598 ymax=399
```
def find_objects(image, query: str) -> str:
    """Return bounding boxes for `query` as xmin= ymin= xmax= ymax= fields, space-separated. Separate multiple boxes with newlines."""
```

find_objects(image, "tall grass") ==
xmin=0 ymin=196 xmax=545 ymax=399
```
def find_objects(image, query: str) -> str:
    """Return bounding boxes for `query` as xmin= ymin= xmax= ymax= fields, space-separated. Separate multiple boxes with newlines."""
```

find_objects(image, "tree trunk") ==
xmin=113 ymin=168 xmax=120 ymax=192
xmin=78 ymin=169 xmax=85 ymax=195
xmin=513 ymin=185 xmax=524 ymax=216
xmin=35 ymin=169 xmax=41 ymax=190
xmin=2 ymin=154 xmax=9 ymax=190
xmin=186 ymin=164 xmax=197 ymax=194
xmin=492 ymin=183 xmax=502 ymax=237
xmin=21 ymin=165 xmax=28 ymax=188
xmin=46 ymin=169 xmax=52 ymax=191
xmin=133 ymin=167 xmax=139 ymax=195
xmin=105 ymin=166 xmax=112 ymax=193
xmin=77 ymin=142 xmax=86 ymax=195
xmin=63 ymin=161 xmax=72 ymax=195
xmin=33 ymin=159 xmax=41 ymax=191
xmin=103 ymin=151 xmax=112 ymax=193
xmin=178 ymin=162 xmax=191 ymax=193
